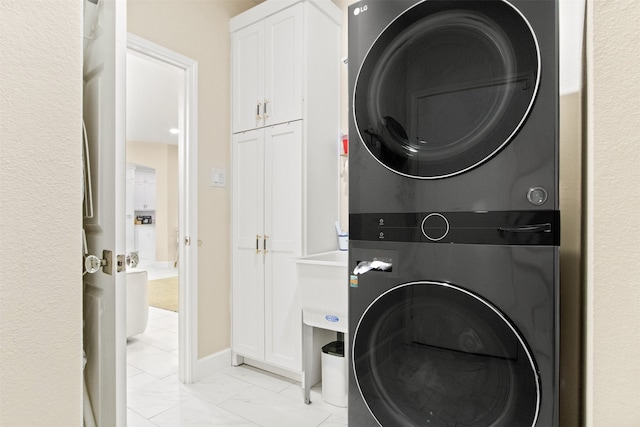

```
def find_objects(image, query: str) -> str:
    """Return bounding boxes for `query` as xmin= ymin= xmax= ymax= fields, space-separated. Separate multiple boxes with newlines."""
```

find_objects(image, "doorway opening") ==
xmin=125 ymin=33 xmax=199 ymax=386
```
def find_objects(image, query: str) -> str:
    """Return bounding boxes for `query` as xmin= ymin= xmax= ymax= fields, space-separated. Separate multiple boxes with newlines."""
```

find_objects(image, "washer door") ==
xmin=354 ymin=0 xmax=539 ymax=179
xmin=353 ymin=282 xmax=539 ymax=426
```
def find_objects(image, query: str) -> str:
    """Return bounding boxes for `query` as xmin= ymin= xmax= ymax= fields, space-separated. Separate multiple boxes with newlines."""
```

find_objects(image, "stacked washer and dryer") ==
xmin=347 ymin=1 xmax=559 ymax=426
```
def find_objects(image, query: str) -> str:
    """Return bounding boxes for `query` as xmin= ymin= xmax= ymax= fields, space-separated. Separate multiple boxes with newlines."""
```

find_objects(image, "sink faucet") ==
xmin=353 ymin=259 xmax=392 ymax=275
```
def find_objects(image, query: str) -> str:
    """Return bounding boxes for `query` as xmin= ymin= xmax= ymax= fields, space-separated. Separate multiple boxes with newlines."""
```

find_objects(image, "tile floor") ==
xmin=127 ymin=291 xmax=347 ymax=426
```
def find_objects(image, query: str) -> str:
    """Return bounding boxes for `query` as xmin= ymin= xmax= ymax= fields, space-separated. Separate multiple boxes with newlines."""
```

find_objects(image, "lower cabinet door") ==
xmin=232 ymin=122 xmax=303 ymax=372
xmin=232 ymin=129 xmax=265 ymax=360
xmin=263 ymin=122 xmax=303 ymax=371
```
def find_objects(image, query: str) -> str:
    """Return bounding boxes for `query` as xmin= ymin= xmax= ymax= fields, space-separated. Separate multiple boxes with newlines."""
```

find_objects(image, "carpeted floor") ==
xmin=148 ymin=276 xmax=179 ymax=312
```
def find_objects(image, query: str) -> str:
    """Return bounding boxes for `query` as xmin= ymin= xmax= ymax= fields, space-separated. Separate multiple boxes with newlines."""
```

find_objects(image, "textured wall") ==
xmin=0 ymin=0 xmax=83 ymax=424
xmin=585 ymin=1 xmax=640 ymax=425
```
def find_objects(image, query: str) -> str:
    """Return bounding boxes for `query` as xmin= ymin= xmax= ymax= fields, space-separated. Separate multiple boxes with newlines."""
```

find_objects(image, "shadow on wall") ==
xmin=558 ymin=91 xmax=583 ymax=427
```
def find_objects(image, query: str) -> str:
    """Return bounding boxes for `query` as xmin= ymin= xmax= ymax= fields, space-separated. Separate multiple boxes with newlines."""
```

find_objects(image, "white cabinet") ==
xmin=126 ymin=177 xmax=136 ymax=253
xmin=231 ymin=3 xmax=303 ymax=133
xmin=231 ymin=0 xmax=342 ymax=376
xmin=133 ymin=169 xmax=156 ymax=211
xmin=232 ymin=123 xmax=303 ymax=368
xmin=135 ymin=225 xmax=156 ymax=263
xmin=126 ymin=166 xmax=136 ymax=253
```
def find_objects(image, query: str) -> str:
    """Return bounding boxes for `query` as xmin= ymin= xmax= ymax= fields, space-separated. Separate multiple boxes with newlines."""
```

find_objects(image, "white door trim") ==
xmin=126 ymin=33 xmax=199 ymax=383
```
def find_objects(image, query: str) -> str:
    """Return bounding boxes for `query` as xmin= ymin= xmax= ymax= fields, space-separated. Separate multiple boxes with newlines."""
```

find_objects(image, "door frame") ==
xmin=126 ymin=33 xmax=199 ymax=383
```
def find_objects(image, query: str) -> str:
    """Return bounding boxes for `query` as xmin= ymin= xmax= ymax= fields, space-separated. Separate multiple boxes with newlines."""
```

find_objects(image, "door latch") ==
xmin=116 ymin=254 xmax=125 ymax=273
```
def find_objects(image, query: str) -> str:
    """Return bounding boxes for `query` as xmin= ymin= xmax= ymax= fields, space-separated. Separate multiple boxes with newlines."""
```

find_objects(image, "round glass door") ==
xmin=353 ymin=282 xmax=539 ymax=426
xmin=354 ymin=0 xmax=540 ymax=178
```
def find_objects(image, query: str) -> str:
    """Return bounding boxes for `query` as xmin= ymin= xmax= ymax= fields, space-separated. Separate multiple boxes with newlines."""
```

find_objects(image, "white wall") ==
xmin=559 ymin=0 xmax=585 ymax=95
xmin=0 ymin=1 xmax=83 ymax=425
xmin=585 ymin=1 xmax=640 ymax=425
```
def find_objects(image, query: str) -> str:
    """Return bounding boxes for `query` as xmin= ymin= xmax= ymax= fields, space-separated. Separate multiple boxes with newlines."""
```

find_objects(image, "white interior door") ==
xmin=83 ymin=0 xmax=127 ymax=424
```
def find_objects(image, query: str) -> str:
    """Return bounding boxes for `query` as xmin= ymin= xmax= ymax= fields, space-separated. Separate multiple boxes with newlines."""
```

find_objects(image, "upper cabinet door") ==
xmin=232 ymin=4 xmax=303 ymax=133
xmin=263 ymin=4 xmax=303 ymax=128
xmin=232 ymin=21 xmax=265 ymax=133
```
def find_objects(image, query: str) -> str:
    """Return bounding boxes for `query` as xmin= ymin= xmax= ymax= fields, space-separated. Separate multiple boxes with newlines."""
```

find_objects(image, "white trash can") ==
xmin=321 ymin=341 xmax=347 ymax=407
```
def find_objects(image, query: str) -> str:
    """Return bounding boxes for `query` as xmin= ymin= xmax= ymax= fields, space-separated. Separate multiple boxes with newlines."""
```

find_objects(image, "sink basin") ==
xmin=296 ymin=251 xmax=348 ymax=332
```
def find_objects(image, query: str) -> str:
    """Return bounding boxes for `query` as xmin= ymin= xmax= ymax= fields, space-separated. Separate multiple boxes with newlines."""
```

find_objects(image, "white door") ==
xmin=264 ymin=122 xmax=303 ymax=370
xmin=232 ymin=129 xmax=265 ymax=360
xmin=83 ymin=0 xmax=127 ymax=425
xmin=231 ymin=22 xmax=265 ymax=133
xmin=263 ymin=4 xmax=303 ymax=127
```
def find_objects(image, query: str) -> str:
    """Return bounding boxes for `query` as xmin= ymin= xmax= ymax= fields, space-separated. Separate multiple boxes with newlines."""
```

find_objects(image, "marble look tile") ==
xmin=127 ymin=364 xmax=144 ymax=378
xmin=218 ymin=384 xmax=333 ymax=427
xmin=280 ymin=383 xmax=347 ymax=418
xmin=128 ymin=307 xmax=352 ymax=427
xmin=127 ymin=337 xmax=155 ymax=356
xmin=127 ymin=372 xmax=193 ymax=419
xmin=145 ymin=313 xmax=179 ymax=332
xmin=136 ymin=328 xmax=179 ymax=352
xmin=149 ymin=397 xmax=260 ymax=426
xmin=220 ymin=365 xmax=295 ymax=393
xmin=319 ymin=412 xmax=348 ymax=427
xmin=177 ymin=371 xmax=255 ymax=405
xmin=127 ymin=344 xmax=178 ymax=379
xmin=127 ymin=408 xmax=158 ymax=427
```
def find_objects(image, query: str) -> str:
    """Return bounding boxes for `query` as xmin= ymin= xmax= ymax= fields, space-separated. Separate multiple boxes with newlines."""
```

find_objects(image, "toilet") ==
xmin=126 ymin=269 xmax=149 ymax=338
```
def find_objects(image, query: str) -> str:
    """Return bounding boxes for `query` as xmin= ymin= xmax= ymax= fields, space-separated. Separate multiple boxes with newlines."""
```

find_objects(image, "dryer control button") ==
xmin=527 ymin=187 xmax=548 ymax=206
xmin=421 ymin=213 xmax=450 ymax=241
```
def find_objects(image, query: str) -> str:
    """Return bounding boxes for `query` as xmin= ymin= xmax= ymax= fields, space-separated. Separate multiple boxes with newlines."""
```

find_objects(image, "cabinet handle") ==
xmin=263 ymin=100 xmax=269 ymax=120
xmin=256 ymin=234 xmax=262 ymax=254
xmin=257 ymin=102 xmax=263 ymax=121
xmin=263 ymin=235 xmax=269 ymax=254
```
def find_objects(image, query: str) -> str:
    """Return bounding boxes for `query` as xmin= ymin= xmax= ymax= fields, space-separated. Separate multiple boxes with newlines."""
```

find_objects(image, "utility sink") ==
xmin=295 ymin=251 xmax=348 ymax=333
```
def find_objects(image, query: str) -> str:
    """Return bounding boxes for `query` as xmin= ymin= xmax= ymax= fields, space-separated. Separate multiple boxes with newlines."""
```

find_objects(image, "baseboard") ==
xmin=196 ymin=348 xmax=304 ymax=383
xmin=195 ymin=348 xmax=232 ymax=380
xmin=240 ymin=357 xmax=302 ymax=383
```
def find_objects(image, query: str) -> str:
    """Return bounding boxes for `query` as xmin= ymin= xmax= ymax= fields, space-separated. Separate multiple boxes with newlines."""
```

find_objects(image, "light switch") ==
xmin=211 ymin=168 xmax=226 ymax=187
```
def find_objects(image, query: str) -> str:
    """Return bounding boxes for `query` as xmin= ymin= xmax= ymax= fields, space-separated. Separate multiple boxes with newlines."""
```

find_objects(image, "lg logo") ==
xmin=353 ymin=5 xmax=368 ymax=15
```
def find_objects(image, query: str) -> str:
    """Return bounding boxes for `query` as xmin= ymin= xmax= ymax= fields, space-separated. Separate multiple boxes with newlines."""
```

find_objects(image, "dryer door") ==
xmin=354 ymin=0 xmax=540 ymax=179
xmin=352 ymin=281 xmax=540 ymax=426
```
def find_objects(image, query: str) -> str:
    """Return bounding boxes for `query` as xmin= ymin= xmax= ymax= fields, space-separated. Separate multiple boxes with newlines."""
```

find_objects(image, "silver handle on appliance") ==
xmin=498 ymin=223 xmax=552 ymax=233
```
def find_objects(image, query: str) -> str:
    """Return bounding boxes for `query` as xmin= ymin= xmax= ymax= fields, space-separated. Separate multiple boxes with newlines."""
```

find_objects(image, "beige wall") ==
xmin=128 ymin=0 xmax=257 ymax=358
xmin=0 ymin=1 xmax=83 ymax=425
xmin=0 ymin=1 xmax=637 ymax=424
xmin=585 ymin=1 xmax=640 ymax=425
xmin=127 ymin=141 xmax=179 ymax=263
